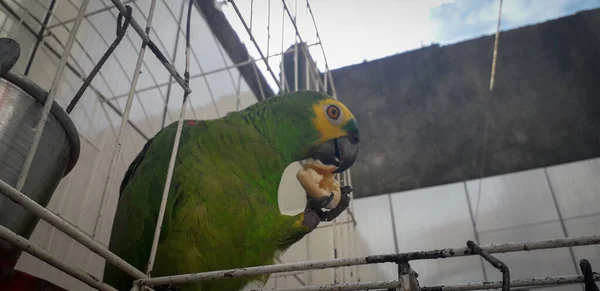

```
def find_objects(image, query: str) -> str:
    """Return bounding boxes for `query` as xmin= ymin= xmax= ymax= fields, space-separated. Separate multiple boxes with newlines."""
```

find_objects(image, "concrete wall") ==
xmin=349 ymin=156 xmax=600 ymax=291
xmin=328 ymin=8 xmax=600 ymax=198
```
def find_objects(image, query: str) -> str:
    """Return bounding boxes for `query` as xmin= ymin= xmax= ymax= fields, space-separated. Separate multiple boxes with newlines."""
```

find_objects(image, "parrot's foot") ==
xmin=316 ymin=185 xmax=352 ymax=222
xmin=153 ymin=284 xmax=180 ymax=291
xmin=306 ymin=191 xmax=335 ymax=210
xmin=302 ymin=207 xmax=321 ymax=230
xmin=302 ymin=186 xmax=352 ymax=230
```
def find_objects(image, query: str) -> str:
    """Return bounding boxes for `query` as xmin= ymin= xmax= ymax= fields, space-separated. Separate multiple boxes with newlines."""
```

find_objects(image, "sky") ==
xmin=220 ymin=0 xmax=600 ymax=92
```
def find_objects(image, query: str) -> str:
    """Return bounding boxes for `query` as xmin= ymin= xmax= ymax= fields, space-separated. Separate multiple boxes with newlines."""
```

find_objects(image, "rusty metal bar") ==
xmin=0 ymin=224 xmax=118 ymax=291
xmin=420 ymin=274 xmax=600 ymax=291
xmin=467 ymin=240 xmax=510 ymax=291
xmin=135 ymin=235 xmax=600 ymax=287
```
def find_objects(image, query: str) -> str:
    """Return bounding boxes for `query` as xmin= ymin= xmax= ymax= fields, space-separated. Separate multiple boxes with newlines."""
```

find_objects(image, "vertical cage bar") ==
xmin=474 ymin=0 xmax=503 ymax=226
xmin=93 ymin=0 xmax=160 ymax=238
xmin=281 ymin=0 xmax=324 ymax=90
xmin=293 ymin=0 xmax=298 ymax=92
xmin=108 ymin=0 xmax=191 ymax=94
xmin=23 ymin=0 xmax=56 ymax=76
xmin=279 ymin=5 xmax=286 ymax=93
xmin=229 ymin=0 xmax=282 ymax=90
xmin=162 ymin=0 xmax=186 ymax=127
xmin=293 ymin=44 xmax=298 ymax=92
xmin=489 ymin=0 xmax=503 ymax=91
xmin=146 ymin=0 xmax=193 ymax=275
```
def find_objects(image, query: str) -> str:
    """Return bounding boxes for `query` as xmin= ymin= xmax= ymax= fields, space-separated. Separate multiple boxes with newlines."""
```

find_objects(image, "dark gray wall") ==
xmin=327 ymin=9 xmax=600 ymax=198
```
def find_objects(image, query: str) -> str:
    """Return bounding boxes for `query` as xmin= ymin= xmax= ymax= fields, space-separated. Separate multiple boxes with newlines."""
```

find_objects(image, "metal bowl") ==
xmin=0 ymin=70 xmax=80 ymax=268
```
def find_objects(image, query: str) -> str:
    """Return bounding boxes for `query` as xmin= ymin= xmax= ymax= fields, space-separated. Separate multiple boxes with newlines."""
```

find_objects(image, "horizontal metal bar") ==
xmin=104 ymin=42 xmax=321 ymax=102
xmin=0 ymin=224 xmax=117 ymax=291
xmin=421 ymin=274 xmax=600 ymax=291
xmin=103 ymin=59 xmax=254 ymax=102
xmin=46 ymin=0 xmax=137 ymax=29
xmin=0 ymin=0 xmax=150 ymax=140
xmin=270 ymin=271 xmax=306 ymax=278
xmin=135 ymin=235 xmax=600 ymax=286
xmin=0 ymin=178 xmax=148 ymax=280
xmin=108 ymin=0 xmax=191 ymax=94
xmin=265 ymin=273 xmax=600 ymax=291
xmin=258 ymin=280 xmax=402 ymax=291
xmin=316 ymin=219 xmax=353 ymax=229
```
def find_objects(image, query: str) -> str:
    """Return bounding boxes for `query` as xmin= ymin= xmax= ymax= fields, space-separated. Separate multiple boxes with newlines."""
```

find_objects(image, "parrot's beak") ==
xmin=310 ymin=129 xmax=360 ymax=174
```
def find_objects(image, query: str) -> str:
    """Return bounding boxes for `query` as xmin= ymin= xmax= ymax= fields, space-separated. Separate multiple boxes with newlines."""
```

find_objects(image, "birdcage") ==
xmin=0 ymin=0 xmax=597 ymax=290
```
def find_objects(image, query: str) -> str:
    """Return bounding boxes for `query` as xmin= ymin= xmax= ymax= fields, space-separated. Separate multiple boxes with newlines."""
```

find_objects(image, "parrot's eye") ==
xmin=324 ymin=104 xmax=342 ymax=125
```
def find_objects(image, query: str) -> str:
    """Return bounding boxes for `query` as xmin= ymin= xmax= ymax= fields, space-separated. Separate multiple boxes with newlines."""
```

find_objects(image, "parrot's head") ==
xmin=241 ymin=90 xmax=359 ymax=175
xmin=299 ymin=93 xmax=360 ymax=175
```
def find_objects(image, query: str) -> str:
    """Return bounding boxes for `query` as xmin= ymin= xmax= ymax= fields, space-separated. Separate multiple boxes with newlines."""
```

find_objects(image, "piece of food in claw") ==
xmin=296 ymin=158 xmax=341 ymax=209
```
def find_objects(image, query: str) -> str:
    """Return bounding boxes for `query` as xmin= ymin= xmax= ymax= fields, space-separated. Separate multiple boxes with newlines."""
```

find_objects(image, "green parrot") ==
xmin=103 ymin=90 xmax=360 ymax=291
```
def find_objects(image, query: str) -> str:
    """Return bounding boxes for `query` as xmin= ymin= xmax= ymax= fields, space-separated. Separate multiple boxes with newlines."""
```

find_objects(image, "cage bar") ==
xmin=107 ymin=0 xmax=191 ymax=94
xmin=420 ymin=274 xmax=600 ymax=291
xmin=45 ymin=0 xmax=137 ymax=29
xmin=134 ymin=235 xmax=600 ymax=286
xmin=258 ymin=279 xmax=403 ymax=291
xmin=93 ymin=0 xmax=160 ymax=240
xmin=229 ymin=0 xmax=282 ymax=90
xmin=0 ymin=224 xmax=118 ymax=291
xmin=0 ymin=179 xmax=147 ymax=279
xmin=145 ymin=0 xmax=194 ymax=275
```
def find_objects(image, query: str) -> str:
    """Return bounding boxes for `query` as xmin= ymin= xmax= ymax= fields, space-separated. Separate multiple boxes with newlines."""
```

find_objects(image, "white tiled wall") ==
xmin=345 ymin=157 xmax=600 ymax=290
xmin=391 ymin=182 xmax=485 ymax=286
xmin=464 ymin=168 xmax=560 ymax=233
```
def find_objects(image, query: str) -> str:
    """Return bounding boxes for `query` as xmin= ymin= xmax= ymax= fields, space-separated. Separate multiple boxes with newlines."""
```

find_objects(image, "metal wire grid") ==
xmin=0 ymin=0 xmax=358 ymax=289
xmin=0 ymin=1 xmax=597 ymax=291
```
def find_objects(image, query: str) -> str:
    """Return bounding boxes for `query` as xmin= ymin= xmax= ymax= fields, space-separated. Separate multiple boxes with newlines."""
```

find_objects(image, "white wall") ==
xmin=348 ymin=157 xmax=600 ymax=290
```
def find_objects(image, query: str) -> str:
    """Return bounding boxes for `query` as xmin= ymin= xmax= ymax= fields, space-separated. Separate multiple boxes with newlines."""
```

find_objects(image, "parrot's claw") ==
xmin=302 ymin=186 xmax=352 ymax=230
xmin=306 ymin=191 xmax=335 ymax=211
xmin=317 ymin=186 xmax=352 ymax=222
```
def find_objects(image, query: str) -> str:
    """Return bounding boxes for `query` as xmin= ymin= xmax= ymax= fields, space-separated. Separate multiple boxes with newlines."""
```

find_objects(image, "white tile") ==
xmin=279 ymin=235 xmax=308 ymax=263
xmin=391 ymin=183 xmax=484 ymax=286
xmin=564 ymin=215 xmax=600 ymax=271
xmin=466 ymin=168 xmax=559 ymax=232
xmin=334 ymin=211 xmax=355 ymax=282
xmin=274 ymin=236 xmax=308 ymax=287
xmin=546 ymin=158 xmax=600 ymax=219
xmin=353 ymin=195 xmax=397 ymax=282
xmin=479 ymin=221 xmax=578 ymax=291
xmin=306 ymin=227 xmax=335 ymax=285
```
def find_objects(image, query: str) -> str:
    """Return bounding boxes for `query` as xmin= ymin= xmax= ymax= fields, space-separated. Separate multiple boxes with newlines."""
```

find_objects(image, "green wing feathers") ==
xmin=103 ymin=119 xmax=307 ymax=290
xmin=102 ymin=92 xmax=344 ymax=291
